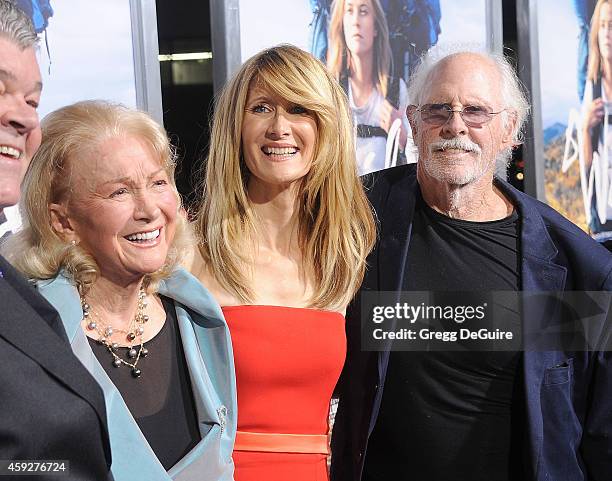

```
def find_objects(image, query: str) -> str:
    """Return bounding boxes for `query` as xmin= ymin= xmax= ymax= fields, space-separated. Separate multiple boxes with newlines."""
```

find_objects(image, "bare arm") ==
xmin=582 ymin=97 xmax=605 ymax=173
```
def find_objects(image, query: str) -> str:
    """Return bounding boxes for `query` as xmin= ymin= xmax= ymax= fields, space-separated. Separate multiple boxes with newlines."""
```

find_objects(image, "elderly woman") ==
xmin=327 ymin=0 xmax=415 ymax=174
xmin=1 ymin=101 xmax=236 ymax=481
xmin=188 ymin=45 xmax=376 ymax=481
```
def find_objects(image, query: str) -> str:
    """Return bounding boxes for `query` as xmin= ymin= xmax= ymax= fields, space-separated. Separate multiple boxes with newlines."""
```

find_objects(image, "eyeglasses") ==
xmin=416 ymin=103 xmax=505 ymax=127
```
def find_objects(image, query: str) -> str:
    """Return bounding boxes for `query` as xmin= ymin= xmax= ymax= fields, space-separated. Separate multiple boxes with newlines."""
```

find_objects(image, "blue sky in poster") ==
xmin=537 ymin=0 xmax=581 ymax=129
xmin=36 ymin=0 xmax=137 ymax=119
xmin=239 ymin=0 xmax=489 ymax=61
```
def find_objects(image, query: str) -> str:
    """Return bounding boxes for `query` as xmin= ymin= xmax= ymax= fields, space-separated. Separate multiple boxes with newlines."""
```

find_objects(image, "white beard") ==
xmin=422 ymin=152 xmax=492 ymax=185
xmin=424 ymin=147 xmax=513 ymax=184
xmin=420 ymin=137 xmax=491 ymax=186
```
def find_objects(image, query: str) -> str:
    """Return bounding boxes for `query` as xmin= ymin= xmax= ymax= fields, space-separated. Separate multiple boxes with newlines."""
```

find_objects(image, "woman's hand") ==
xmin=584 ymin=97 xmax=605 ymax=133
xmin=379 ymin=99 xmax=407 ymax=147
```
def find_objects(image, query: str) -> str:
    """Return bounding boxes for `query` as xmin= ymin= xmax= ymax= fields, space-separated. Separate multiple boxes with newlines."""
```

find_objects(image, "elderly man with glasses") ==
xmin=331 ymin=51 xmax=612 ymax=481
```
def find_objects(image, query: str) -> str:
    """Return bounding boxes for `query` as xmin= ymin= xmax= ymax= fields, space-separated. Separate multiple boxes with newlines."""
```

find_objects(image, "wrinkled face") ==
xmin=411 ymin=54 xmax=515 ymax=187
xmin=241 ymin=83 xmax=318 ymax=189
xmin=0 ymin=38 xmax=42 ymax=211
xmin=342 ymin=0 xmax=377 ymax=58
xmin=57 ymin=136 xmax=178 ymax=284
xmin=598 ymin=3 xmax=612 ymax=61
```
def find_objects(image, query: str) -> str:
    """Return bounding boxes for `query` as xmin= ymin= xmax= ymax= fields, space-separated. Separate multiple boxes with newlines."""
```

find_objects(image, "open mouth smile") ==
xmin=262 ymin=146 xmax=299 ymax=158
xmin=0 ymin=145 xmax=22 ymax=159
xmin=124 ymin=228 xmax=161 ymax=244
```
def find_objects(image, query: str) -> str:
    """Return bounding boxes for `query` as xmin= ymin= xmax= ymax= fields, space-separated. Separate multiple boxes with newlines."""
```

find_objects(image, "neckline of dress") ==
xmin=221 ymin=304 xmax=344 ymax=318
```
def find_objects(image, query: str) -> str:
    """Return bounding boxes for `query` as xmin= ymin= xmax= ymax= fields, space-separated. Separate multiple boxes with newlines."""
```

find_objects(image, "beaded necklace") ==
xmin=81 ymin=286 xmax=150 ymax=378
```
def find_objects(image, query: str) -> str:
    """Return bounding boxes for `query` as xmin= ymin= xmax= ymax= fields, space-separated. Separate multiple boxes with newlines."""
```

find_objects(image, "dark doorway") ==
xmin=156 ymin=0 xmax=213 ymax=211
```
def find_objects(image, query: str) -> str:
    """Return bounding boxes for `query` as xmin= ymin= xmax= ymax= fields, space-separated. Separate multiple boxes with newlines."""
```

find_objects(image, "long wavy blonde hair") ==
xmin=195 ymin=44 xmax=376 ymax=311
xmin=326 ymin=0 xmax=392 ymax=97
xmin=588 ymin=0 xmax=611 ymax=82
xmin=1 ymin=100 xmax=190 ymax=294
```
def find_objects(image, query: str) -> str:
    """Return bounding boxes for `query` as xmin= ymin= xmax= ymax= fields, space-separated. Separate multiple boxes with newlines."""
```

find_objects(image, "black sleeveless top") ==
xmin=88 ymin=295 xmax=200 ymax=469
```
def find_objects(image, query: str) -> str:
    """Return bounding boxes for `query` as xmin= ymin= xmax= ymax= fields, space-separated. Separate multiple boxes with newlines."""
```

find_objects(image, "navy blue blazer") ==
xmin=330 ymin=164 xmax=612 ymax=481
xmin=0 ymin=255 xmax=113 ymax=481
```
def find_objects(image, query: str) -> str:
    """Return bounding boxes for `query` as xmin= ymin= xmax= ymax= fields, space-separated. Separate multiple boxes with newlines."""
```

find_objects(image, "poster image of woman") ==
xmin=581 ymin=0 xmax=612 ymax=243
xmin=326 ymin=0 xmax=416 ymax=175
xmin=308 ymin=0 xmax=441 ymax=78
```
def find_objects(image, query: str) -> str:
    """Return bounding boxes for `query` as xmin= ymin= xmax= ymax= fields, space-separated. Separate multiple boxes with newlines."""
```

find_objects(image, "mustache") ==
xmin=428 ymin=138 xmax=482 ymax=155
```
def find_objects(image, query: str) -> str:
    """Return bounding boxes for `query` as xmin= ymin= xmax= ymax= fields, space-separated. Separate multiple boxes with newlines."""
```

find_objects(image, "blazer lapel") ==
xmin=0 ymin=256 xmax=69 ymax=341
xmin=159 ymin=268 xmax=235 ymax=428
xmin=497 ymin=180 xmax=568 ymax=481
xmin=521 ymin=256 xmax=566 ymax=481
xmin=0 ymin=274 xmax=111 ymax=465
xmin=377 ymin=175 xmax=417 ymax=293
xmin=73 ymin=324 xmax=172 ymax=479
xmin=160 ymin=269 xmax=235 ymax=481
xmin=368 ymin=172 xmax=418 ymax=435
xmin=167 ymin=308 xmax=228 ymax=481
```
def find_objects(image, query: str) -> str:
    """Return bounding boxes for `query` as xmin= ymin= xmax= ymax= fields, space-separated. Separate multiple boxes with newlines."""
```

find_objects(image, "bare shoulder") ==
xmin=187 ymin=246 xmax=241 ymax=306
xmin=184 ymin=245 xmax=207 ymax=279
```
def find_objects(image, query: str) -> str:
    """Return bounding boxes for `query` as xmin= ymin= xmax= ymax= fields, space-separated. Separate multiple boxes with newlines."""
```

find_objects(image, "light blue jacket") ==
xmin=38 ymin=268 xmax=237 ymax=481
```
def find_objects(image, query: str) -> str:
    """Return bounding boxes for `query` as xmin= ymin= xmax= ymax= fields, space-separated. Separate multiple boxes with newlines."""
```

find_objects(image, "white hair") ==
xmin=408 ymin=45 xmax=530 ymax=144
xmin=0 ymin=0 xmax=38 ymax=49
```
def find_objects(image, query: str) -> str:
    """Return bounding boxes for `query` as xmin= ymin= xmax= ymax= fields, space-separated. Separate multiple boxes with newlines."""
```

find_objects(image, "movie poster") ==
xmin=34 ymin=0 xmax=137 ymax=118
xmin=237 ymin=0 xmax=493 ymax=176
xmin=539 ymin=0 xmax=612 ymax=243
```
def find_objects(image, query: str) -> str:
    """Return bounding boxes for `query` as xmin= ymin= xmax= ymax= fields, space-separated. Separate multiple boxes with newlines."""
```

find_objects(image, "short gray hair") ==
xmin=0 ymin=0 xmax=38 ymax=49
xmin=408 ymin=47 xmax=530 ymax=144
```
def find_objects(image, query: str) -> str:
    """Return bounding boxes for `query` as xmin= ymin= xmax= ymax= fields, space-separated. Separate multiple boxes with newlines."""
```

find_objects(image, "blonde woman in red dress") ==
xmin=188 ymin=45 xmax=376 ymax=481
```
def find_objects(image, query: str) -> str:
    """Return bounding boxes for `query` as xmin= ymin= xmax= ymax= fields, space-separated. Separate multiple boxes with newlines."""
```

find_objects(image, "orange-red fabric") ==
xmin=223 ymin=305 xmax=346 ymax=481
xmin=234 ymin=431 xmax=329 ymax=454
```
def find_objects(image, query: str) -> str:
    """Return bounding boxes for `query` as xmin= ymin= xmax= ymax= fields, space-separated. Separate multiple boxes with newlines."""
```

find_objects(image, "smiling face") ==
xmin=411 ymin=53 xmax=515 ymax=189
xmin=0 ymin=38 xmax=42 ymax=211
xmin=241 ymin=83 xmax=318 ymax=191
xmin=342 ymin=0 xmax=377 ymax=58
xmin=52 ymin=135 xmax=178 ymax=285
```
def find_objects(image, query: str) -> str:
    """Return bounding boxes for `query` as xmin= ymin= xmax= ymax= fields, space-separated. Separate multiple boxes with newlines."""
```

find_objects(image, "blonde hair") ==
xmin=195 ymin=44 xmax=376 ymax=310
xmin=326 ymin=0 xmax=391 ymax=97
xmin=1 ymin=100 xmax=190 ymax=294
xmin=588 ymin=0 xmax=611 ymax=81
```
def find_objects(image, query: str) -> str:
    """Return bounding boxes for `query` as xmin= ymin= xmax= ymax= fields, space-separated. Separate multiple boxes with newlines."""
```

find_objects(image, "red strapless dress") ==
xmin=222 ymin=305 xmax=346 ymax=481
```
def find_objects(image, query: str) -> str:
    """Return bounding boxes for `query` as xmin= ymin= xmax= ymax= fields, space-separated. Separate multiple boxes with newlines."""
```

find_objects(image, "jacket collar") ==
xmin=376 ymin=174 xmax=570 ymax=480
xmin=37 ymin=268 xmax=229 ymax=340
xmin=158 ymin=268 xmax=227 ymax=328
xmin=37 ymin=268 xmax=235 ymax=480
xmin=379 ymin=174 xmax=566 ymax=289
xmin=495 ymin=180 xmax=570 ymax=480
xmin=496 ymin=178 xmax=567 ymax=290
xmin=0 ymin=258 xmax=111 ymax=468
xmin=377 ymin=171 xmax=418 ymax=292
xmin=370 ymin=171 xmax=418 ymax=436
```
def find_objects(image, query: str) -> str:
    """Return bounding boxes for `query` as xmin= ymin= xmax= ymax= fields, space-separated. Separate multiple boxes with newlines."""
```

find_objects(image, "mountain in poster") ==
xmin=543 ymin=122 xmax=566 ymax=144
xmin=543 ymin=132 xmax=587 ymax=232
